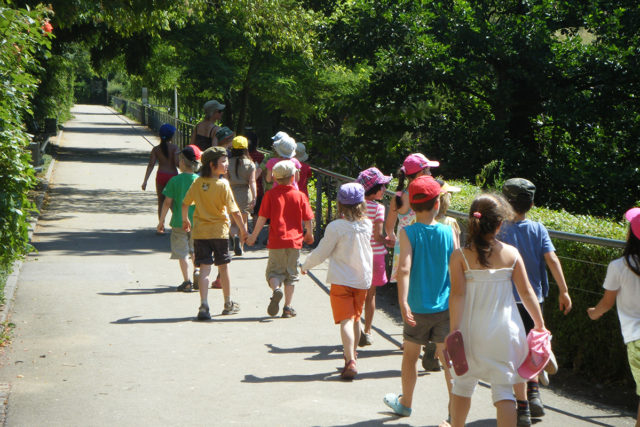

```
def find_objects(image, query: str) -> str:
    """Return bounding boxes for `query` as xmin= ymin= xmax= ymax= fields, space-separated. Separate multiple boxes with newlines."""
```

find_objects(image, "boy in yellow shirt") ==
xmin=182 ymin=146 xmax=248 ymax=320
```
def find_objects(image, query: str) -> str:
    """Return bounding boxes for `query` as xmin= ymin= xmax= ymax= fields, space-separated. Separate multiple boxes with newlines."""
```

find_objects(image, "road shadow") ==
xmin=243 ymin=369 xmax=401 ymax=383
xmin=266 ymin=344 xmax=401 ymax=361
xmin=98 ymin=286 xmax=175 ymax=296
xmin=55 ymin=145 xmax=150 ymax=165
xmin=111 ymin=315 xmax=269 ymax=324
xmin=327 ymin=417 xmax=412 ymax=427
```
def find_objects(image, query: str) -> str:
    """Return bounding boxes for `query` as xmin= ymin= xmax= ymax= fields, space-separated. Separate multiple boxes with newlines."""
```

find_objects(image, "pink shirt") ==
xmin=365 ymin=200 xmax=386 ymax=255
xmin=266 ymin=157 xmax=302 ymax=189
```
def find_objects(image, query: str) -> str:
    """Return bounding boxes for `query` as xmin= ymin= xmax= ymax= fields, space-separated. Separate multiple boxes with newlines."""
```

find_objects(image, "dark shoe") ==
xmin=358 ymin=331 xmax=373 ymax=347
xmin=177 ymin=280 xmax=193 ymax=292
xmin=268 ymin=288 xmax=283 ymax=317
xmin=282 ymin=306 xmax=296 ymax=318
xmin=211 ymin=278 xmax=222 ymax=289
xmin=193 ymin=269 xmax=200 ymax=290
xmin=421 ymin=342 xmax=441 ymax=371
xmin=229 ymin=236 xmax=234 ymax=250
xmin=341 ymin=360 xmax=357 ymax=380
xmin=517 ymin=400 xmax=532 ymax=426
xmin=197 ymin=304 xmax=211 ymax=321
xmin=528 ymin=390 xmax=545 ymax=417
xmin=222 ymin=300 xmax=240 ymax=315
xmin=233 ymin=236 xmax=243 ymax=256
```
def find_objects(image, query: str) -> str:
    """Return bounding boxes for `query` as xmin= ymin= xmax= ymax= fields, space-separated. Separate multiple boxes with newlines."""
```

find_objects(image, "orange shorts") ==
xmin=329 ymin=284 xmax=367 ymax=324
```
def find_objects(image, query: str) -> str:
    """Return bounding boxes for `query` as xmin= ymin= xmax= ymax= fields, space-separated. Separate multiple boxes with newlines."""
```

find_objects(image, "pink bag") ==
xmin=518 ymin=329 xmax=552 ymax=380
xmin=442 ymin=330 xmax=469 ymax=376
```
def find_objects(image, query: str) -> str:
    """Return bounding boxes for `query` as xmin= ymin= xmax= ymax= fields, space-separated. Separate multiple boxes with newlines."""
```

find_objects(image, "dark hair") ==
xmin=410 ymin=194 xmax=438 ymax=212
xmin=200 ymin=156 xmax=224 ymax=178
xmin=624 ymin=228 xmax=640 ymax=277
xmin=466 ymin=193 xmax=514 ymax=267
xmin=394 ymin=168 xmax=421 ymax=209
xmin=230 ymin=148 xmax=251 ymax=178
xmin=246 ymin=131 xmax=259 ymax=152
xmin=365 ymin=183 xmax=383 ymax=197
xmin=507 ymin=196 xmax=534 ymax=215
xmin=159 ymin=138 xmax=169 ymax=158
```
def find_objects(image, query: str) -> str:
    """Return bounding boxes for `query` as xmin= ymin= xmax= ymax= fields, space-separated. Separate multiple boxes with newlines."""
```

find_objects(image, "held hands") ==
xmin=182 ymin=219 xmax=191 ymax=233
xmin=558 ymin=291 xmax=572 ymax=315
xmin=156 ymin=222 xmax=165 ymax=234
xmin=246 ymin=233 xmax=257 ymax=247
xmin=587 ymin=307 xmax=600 ymax=320
xmin=239 ymin=229 xmax=248 ymax=244
xmin=384 ymin=234 xmax=396 ymax=248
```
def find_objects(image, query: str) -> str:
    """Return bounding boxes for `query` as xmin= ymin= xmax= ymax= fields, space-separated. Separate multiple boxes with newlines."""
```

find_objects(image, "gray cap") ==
xmin=502 ymin=178 xmax=536 ymax=202
xmin=203 ymin=100 xmax=225 ymax=116
xmin=273 ymin=135 xmax=296 ymax=159
xmin=272 ymin=160 xmax=297 ymax=179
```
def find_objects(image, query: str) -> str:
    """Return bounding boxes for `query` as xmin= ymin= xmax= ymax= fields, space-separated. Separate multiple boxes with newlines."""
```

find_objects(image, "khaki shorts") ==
xmin=265 ymin=248 xmax=300 ymax=286
xmin=628 ymin=339 xmax=640 ymax=396
xmin=170 ymin=228 xmax=194 ymax=259
xmin=403 ymin=310 xmax=450 ymax=345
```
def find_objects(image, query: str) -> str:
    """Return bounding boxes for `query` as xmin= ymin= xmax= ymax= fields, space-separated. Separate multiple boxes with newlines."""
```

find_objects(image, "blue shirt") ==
xmin=498 ymin=219 xmax=555 ymax=302
xmin=404 ymin=222 xmax=453 ymax=313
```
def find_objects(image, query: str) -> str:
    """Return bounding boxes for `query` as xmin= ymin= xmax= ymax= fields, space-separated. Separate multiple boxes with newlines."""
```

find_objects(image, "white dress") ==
xmin=456 ymin=249 xmax=528 ymax=385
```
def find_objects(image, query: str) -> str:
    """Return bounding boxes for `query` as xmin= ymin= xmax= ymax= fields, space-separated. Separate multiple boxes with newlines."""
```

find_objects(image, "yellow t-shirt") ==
xmin=183 ymin=176 xmax=239 ymax=239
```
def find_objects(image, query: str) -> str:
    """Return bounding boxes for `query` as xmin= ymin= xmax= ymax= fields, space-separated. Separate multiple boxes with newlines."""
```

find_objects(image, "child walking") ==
xmin=157 ymin=145 xmax=202 ymax=292
xmin=385 ymin=153 xmax=439 ymax=282
xmin=383 ymin=176 xmax=454 ymax=420
xmin=141 ymin=123 xmax=180 ymax=222
xmin=265 ymin=132 xmax=301 ymax=189
xmin=182 ymin=146 xmax=248 ymax=320
xmin=247 ymin=160 xmax=314 ymax=318
xmin=301 ymin=183 xmax=372 ymax=380
xmin=498 ymin=178 xmax=572 ymax=425
xmin=588 ymin=207 xmax=640 ymax=427
xmin=356 ymin=167 xmax=392 ymax=346
xmin=447 ymin=193 xmax=547 ymax=427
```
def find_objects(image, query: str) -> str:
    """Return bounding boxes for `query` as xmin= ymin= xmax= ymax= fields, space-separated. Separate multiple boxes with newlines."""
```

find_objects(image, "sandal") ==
xmin=341 ymin=360 xmax=357 ymax=380
xmin=383 ymin=393 xmax=412 ymax=417
xmin=282 ymin=306 xmax=296 ymax=318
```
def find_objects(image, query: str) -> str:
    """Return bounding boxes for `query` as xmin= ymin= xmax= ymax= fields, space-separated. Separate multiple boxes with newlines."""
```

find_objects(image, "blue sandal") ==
xmin=383 ymin=393 xmax=412 ymax=417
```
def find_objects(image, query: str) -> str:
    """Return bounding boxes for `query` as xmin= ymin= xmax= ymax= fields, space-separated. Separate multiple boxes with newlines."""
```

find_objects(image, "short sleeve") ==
xmin=602 ymin=260 xmax=621 ymax=292
xmin=183 ymin=181 xmax=196 ymax=206
xmin=224 ymin=181 xmax=239 ymax=213
xmin=162 ymin=177 xmax=176 ymax=198
xmin=301 ymin=195 xmax=314 ymax=221
xmin=539 ymin=223 xmax=555 ymax=254
xmin=266 ymin=158 xmax=277 ymax=170
xmin=258 ymin=192 xmax=272 ymax=219
xmin=374 ymin=204 xmax=385 ymax=223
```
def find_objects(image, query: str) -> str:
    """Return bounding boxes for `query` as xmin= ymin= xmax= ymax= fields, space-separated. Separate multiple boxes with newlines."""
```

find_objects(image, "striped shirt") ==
xmin=365 ymin=200 xmax=386 ymax=255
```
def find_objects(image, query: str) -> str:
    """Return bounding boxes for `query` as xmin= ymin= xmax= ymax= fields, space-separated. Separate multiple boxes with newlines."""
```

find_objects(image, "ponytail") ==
xmin=160 ymin=138 xmax=169 ymax=158
xmin=623 ymin=229 xmax=640 ymax=277
xmin=466 ymin=194 xmax=514 ymax=267
xmin=394 ymin=168 xmax=407 ymax=209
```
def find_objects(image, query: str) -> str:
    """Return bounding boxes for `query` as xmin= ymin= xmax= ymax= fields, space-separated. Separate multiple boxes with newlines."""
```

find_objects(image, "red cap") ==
xmin=408 ymin=175 xmax=441 ymax=203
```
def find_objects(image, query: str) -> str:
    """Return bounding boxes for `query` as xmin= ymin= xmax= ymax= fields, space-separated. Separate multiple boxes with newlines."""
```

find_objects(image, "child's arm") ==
xmin=248 ymin=168 xmax=257 ymax=210
xmin=182 ymin=203 xmax=191 ymax=232
xmin=141 ymin=148 xmax=157 ymax=190
xmin=265 ymin=167 xmax=273 ymax=183
xmin=448 ymin=249 xmax=466 ymax=331
xmin=587 ymin=290 xmax=618 ymax=320
xmin=372 ymin=219 xmax=385 ymax=246
xmin=396 ymin=229 xmax=415 ymax=326
xmin=303 ymin=219 xmax=314 ymax=245
xmin=513 ymin=253 xmax=546 ymax=330
xmin=300 ymin=223 xmax=338 ymax=273
xmin=230 ymin=210 xmax=248 ymax=243
xmin=247 ymin=216 xmax=267 ymax=246
xmin=157 ymin=197 xmax=173 ymax=234
xmin=384 ymin=198 xmax=398 ymax=247
xmin=544 ymin=251 xmax=572 ymax=315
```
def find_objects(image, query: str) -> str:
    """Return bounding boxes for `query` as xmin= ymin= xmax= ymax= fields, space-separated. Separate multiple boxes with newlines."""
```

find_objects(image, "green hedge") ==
xmin=444 ymin=180 xmax=630 ymax=386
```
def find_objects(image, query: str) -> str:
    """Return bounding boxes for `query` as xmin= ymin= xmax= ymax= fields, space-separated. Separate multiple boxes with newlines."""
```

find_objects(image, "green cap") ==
xmin=502 ymin=178 xmax=536 ymax=202
xmin=201 ymin=146 xmax=227 ymax=165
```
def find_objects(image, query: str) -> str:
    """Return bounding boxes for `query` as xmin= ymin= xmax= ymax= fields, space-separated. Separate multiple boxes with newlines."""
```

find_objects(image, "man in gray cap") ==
xmin=190 ymin=100 xmax=225 ymax=151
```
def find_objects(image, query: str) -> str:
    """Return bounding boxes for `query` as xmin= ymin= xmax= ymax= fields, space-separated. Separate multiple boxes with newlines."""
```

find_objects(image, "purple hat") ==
xmin=356 ymin=167 xmax=392 ymax=192
xmin=338 ymin=183 xmax=365 ymax=205
xmin=401 ymin=153 xmax=439 ymax=175
xmin=626 ymin=208 xmax=640 ymax=240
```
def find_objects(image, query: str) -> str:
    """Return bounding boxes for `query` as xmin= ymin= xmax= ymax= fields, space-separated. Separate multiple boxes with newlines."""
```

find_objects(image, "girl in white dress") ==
xmin=447 ymin=194 xmax=547 ymax=427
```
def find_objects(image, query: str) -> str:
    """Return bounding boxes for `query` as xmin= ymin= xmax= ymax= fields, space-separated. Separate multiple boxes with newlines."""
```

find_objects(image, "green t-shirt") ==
xmin=162 ymin=172 xmax=198 ymax=228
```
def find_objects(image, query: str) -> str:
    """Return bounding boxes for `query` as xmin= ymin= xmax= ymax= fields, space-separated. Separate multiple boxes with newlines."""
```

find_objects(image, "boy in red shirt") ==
xmin=247 ymin=160 xmax=314 ymax=318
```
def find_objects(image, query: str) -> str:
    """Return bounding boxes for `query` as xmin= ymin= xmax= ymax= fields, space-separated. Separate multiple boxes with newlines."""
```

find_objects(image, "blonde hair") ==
xmin=179 ymin=153 xmax=199 ymax=173
xmin=275 ymin=175 xmax=294 ymax=186
xmin=436 ymin=192 xmax=451 ymax=219
xmin=337 ymin=201 xmax=366 ymax=222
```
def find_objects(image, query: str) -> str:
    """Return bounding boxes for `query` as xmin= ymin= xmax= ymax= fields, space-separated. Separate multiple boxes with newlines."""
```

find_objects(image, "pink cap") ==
xmin=625 ymin=208 xmax=640 ymax=240
xmin=401 ymin=153 xmax=439 ymax=175
xmin=518 ymin=329 xmax=551 ymax=380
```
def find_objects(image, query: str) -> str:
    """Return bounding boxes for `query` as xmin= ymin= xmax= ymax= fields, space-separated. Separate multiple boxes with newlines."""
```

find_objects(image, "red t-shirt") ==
xmin=298 ymin=162 xmax=312 ymax=199
xmin=259 ymin=185 xmax=314 ymax=249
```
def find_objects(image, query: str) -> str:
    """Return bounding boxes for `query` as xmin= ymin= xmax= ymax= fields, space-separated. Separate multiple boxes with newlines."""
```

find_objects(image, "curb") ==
xmin=0 ymin=130 xmax=60 ymax=325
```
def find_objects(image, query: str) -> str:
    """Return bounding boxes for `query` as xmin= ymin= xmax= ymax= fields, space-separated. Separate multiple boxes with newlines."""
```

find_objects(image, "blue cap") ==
xmin=159 ymin=124 xmax=176 ymax=140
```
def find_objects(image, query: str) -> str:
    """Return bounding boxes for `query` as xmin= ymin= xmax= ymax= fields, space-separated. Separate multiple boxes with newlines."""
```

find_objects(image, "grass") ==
xmin=0 ymin=321 xmax=16 ymax=348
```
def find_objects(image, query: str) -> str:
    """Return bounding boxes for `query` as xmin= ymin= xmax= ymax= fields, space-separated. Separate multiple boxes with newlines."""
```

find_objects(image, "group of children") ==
xmin=145 ymin=120 xmax=640 ymax=427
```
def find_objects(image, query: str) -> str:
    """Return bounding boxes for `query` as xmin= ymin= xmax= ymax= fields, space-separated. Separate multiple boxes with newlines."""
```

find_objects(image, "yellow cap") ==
xmin=232 ymin=136 xmax=248 ymax=149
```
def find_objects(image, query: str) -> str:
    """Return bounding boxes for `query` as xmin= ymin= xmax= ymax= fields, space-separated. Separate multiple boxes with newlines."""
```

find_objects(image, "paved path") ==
xmin=0 ymin=105 xmax=635 ymax=426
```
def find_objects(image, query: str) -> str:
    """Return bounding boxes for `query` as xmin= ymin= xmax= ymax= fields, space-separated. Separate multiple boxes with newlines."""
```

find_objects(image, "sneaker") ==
xmin=177 ymin=280 xmax=193 ymax=292
xmin=222 ymin=300 xmax=240 ymax=315
xmin=233 ymin=236 xmax=243 ymax=256
xmin=196 ymin=304 xmax=211 ymax=321
xmin=341 ymin=359 xmax=357 ymax=380
xmin=282 ymin=306 xmax=297 ymax=318
xmin=193 ymin=269 xmax=200 ymax=290
xmin=538 ymin=370 xmax=549 ymax=386
xmin=545 ymin=350 xmax=558 ymax=375
xmin=528 ymin=388 xmax=545 ymax=418
xmin=421 ymin=342 xmax=441 ymax=371
xmin=358 ymin=332 xmax=373 ymax=347
xmin=516 ymin=400 xmax=532 ymax=426
xmin=383 ymin=393 xmax=412 ymax=417
xmin=211 ymin=278 xmax=222 ymax=289
xmin=228 ymin=236 xmax=234 ymax=251
xmin=268 ymin=288 xmax=283 ymax=317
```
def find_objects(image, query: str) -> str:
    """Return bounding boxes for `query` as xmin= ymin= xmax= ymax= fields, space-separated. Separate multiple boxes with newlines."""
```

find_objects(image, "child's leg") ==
xmin=449 ymin=394 xmax=471 ymax=427
xmin=514 ymin=382 xmax=527 ymax=401
xmin=269 ymin=277 xmax=282 ymax=291
xmin=435 ymin=342 xmax=453 ymax=395
xmin=495 ymin=400 xmax=517 ymax=427
xmin=198 ymin=264 xmax=211 ymax=304
xmin=353 ymin=317 xmax=361 ymax=355
xmin=284 ymin=284 xmax=294 ymax=307
xmin=178 ymin=256 xmax=189 ymax=282
xmin=363 ymin=287 xmax=376 ymax=334
xmin=156 ymin=191 xmax=165 ymax=220
xmin=340 ymin=318 xmax=357 ymax=362
xmin=218 ymin=263 xmax=230 ymax=302
xmin=399 ymin=340 xmax=421 ymax=409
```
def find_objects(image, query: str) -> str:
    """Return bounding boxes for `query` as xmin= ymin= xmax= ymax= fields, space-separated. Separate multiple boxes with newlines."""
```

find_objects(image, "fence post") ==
xmin=314 ymin=175 xmax=324 ymax=243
